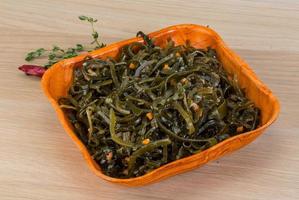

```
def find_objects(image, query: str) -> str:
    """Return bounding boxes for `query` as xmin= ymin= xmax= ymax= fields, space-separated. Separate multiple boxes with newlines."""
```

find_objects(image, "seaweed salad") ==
xmin=59 ymin=32 xmax=260 ymax=178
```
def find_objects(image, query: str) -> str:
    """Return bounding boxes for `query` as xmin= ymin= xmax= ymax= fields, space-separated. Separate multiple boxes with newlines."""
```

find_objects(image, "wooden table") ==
xmin=1 ymin=0 xmax=298 ymax=199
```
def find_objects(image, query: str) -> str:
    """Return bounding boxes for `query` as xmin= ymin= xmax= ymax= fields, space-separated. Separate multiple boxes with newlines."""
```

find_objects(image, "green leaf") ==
xmin=25 ymin=48 xmax=46 ymax=61
xmin=36 ymin=48 xmax=45 ymax=55
xmin=76 ymin=44 xmax=84 ymax=51
xmin=92 ymin=32 xmax=99 ymax=39
xmin=79 ymin=15 xmax=87 ymax=20
xmin=48 ymin=52 xmax=56 ymax=60
xmin=25 ymin=52 xmax=34 ymax=61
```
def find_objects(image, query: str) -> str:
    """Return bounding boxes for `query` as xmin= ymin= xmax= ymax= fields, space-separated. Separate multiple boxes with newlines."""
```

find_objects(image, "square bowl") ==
xmin=41 ymin=24 xmax=279 ymax=186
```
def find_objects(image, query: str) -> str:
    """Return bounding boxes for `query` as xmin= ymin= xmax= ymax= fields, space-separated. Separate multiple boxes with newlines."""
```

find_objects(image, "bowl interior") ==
xmin=47 ymin=25 xmax=275 ymax=126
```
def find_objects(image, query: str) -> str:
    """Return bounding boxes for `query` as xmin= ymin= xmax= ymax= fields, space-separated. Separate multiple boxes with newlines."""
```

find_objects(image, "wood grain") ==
xmin=0 ymin=0 xmax=298 ymax=199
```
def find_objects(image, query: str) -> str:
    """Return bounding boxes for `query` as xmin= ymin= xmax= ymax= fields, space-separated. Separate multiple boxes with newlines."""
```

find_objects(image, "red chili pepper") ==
xmin=18 ymin=65 xmax=46 ymax=77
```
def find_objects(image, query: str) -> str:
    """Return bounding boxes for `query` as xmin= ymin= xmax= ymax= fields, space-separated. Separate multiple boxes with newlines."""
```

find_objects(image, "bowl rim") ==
xmin=41 ymin=24 xmax=280 ymax=185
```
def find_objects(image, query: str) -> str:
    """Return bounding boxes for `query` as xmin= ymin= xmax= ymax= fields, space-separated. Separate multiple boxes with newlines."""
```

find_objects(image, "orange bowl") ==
xmin=41 ymin=24 xmax=280 ymax=186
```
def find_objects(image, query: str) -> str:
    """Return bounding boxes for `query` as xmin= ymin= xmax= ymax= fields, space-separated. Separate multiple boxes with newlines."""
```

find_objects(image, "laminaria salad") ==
xmin=58 ymin=32 xmax=260 ymax=178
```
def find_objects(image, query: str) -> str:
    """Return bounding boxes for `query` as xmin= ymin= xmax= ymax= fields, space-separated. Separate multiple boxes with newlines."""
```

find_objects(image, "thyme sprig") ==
xmin=24 ymin=16 xmax=105 ymax=68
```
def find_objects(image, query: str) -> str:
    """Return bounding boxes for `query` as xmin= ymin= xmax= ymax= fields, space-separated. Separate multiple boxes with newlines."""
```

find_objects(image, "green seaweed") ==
xmin=59 ymin=32 xmax=260 ymax=178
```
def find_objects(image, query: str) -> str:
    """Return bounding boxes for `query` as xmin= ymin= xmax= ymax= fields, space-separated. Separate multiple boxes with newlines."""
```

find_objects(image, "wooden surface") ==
xmin=0 ymin=0 xmax=298 ymax=199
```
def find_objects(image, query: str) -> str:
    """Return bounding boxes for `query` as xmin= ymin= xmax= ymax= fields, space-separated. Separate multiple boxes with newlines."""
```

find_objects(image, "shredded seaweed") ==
xmin=59 ymin=32 xmax=260 ymax=178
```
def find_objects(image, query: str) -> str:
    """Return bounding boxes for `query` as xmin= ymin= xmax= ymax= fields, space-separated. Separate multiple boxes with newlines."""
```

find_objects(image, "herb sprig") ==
xmin=79 ymin=15 xmax=105 ymax=49
xmin=23 ymin=16 xmax=105 ymax=69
